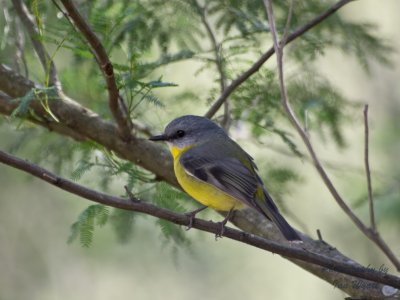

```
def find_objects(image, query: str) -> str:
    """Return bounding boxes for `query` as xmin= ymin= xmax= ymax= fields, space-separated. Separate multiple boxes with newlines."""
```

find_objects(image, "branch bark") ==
xmin=263 ymin=0 xmax=400 ymax=272
xmin=205 ymin=0 xmax=356 ymax=119
xmin=0 ymin=64 xmax=399 ymax=298
xmin=1 ymin=149 xmax=400 ymax=291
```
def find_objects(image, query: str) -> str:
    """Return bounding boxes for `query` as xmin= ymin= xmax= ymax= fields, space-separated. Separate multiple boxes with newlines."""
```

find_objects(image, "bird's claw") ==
xmin=184 ymin=206 xmax=207 ymax=231
xmin=214 ymin=208 xmax=234 ymax=240
xmin=215 ymin=222 xmax=226 ymax=240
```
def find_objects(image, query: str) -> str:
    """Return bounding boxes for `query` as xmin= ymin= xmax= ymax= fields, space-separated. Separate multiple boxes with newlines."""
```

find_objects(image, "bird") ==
xmin=150 ymin=115 xmax=301 ymax=241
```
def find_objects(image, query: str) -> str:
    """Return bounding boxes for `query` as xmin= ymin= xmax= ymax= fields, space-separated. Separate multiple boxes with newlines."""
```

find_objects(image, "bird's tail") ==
xmin=258 ymin=189 xmax=301 ymax=241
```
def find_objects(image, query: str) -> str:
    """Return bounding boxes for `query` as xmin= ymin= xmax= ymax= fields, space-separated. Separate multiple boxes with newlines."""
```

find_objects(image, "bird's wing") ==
xmin=180 ymin=150 xmax=258 ymax=206
xmin=180 ymin=146 xmax=301 ymax=241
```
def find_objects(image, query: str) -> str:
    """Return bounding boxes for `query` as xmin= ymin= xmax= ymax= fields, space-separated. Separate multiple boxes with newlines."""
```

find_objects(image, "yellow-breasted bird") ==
xmin=150 ymin=115 xmax=301 ymax=241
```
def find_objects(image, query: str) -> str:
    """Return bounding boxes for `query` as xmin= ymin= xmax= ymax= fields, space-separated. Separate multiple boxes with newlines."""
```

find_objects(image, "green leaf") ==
xmin=71 ymin=161 xmax=95 ymax=181
xmin=271 ymin=127 xmax=303 ymax=158
xmin=11 ymin=87 xmax=59 ymax=121
xmin=10 ymin=90 xmax=36 ymax=118
xmin=152 ymin=182 xmax=193 ymax=247
xmin=110 ymin=209 xmax=136 ymax=243
xmin=67 ymin=205 xmax=109 ymax=247
xmin=157 ymin=219 xmax=188 ymax=246
xmin=147 ymin=80 xmax=178 ymax=88
xmin=153 ymin=182 xmax=190 ymax=212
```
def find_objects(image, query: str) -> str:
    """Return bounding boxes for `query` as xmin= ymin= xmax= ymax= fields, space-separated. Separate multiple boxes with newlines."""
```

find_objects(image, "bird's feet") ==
xmin=124 ymin=186 xmax=141 ymax=202
xmin=215 ymin=208 xmax=235 ymax=240
xmin=185 ymin=205 xmax=208 ymax=230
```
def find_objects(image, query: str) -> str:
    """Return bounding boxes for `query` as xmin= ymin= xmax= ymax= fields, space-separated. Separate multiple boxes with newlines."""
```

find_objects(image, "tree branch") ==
xmin=364 ymin=104 xmax=376 ymax=231
xmin=59 ymin=0 xmax=132 ymax=140
xmin=263 ymin=0 xmax=400 ymax=272
xmin=194 ymin=0 xmax=230 ymax=128
xmin=205 ymin=0 xmax=356 ymax=119
xmin=0 ymin=91 xmax=87 ymax=141
xmin=1 ymin=65 xmax=399 ymax=298
xmin=194 ymin=1 xmax=226 ymax=93
xmin=14 ymin=16 xmax=29 ymax=78
xmin=0 ymin=149 xmax=400 ymax=290
xmin=11 ymin=0 xmax=60 ymax=88
xmin=0 ymin=63 xmax=175 ymax=185
xmin=281 ymin=0 xmax=294 ymax=47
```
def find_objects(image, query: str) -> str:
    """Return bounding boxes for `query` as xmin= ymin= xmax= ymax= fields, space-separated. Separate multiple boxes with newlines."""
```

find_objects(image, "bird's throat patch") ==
xmin=170 ymin=145 xmax=193 ymax=159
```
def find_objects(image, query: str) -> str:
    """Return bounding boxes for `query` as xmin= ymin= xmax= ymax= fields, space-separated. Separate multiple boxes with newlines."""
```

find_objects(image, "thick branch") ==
xmin=0 ymin=91 xmax=86 ymax=141
xmin=263 ymin=0 xmax=400 ymax=272
xmin=0 ymin=149 xmax=400 ymax=290
xmin=11 ymin=0 xmax=60 ymax=88
xmin=59 ymin=0 xmax=132 ymax=140
xmin=0 ymin=63 xmax=175 ymax=186
xmin=1 ymin=65 xmax=399 ymax=298
xmin=205 ymin=0 xmax=356 ymax=119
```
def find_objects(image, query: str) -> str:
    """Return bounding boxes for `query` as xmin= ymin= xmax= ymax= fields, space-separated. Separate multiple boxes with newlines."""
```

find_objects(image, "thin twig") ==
xmin=194 ymin=1 xmax=226 ymax=92
xmin=59 ymin=0 xmax=132 ymax=140
xmin=124 ymin=185 xmax=141 ymax=203
xmin=0 ymin=149 xmax=399 ymax=288
xmin=263 ymin=0 xmax=400 ymax=271
xmin=194 ymin=0 xmax=231 ymax=128
xmin=364 ymin=104 xmax=376 ymax=231
xmin=316 ymin=229 xmax=323 ymax=241
xmin=4 ymin=6 xmax=25 ymax=77
xmin=205 ymin=0 xmax=356 ymax=119
xmin=281 ymin=0 xmax=294 ymax=47
xmin=11 ymin=0 xmax=60 ymax=88
xmin=14 ymin=17 xmax=29 ymax=78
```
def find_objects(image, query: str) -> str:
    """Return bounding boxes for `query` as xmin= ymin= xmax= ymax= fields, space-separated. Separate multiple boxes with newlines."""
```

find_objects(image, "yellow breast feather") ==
xmin=170 ymin=146 xmax=245 ymax=211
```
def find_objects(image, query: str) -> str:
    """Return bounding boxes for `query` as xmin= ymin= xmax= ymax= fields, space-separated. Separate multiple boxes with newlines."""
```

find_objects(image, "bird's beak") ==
xmin=149 ymin=134 xmax=168 ymax=141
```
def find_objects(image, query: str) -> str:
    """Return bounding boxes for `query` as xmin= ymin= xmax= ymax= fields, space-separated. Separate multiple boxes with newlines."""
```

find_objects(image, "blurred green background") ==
xmin=1 ymin=1 xmax=400 ymax=299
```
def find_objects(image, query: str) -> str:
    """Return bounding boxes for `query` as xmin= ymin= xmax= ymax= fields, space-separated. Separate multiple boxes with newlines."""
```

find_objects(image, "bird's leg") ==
xmin=124 ymin=186 xmax=141 ymax=203
xmin=215 ymin=208 xmax=235 ymax=239
xmin=185 ymin=205 xmax=208 ymax=230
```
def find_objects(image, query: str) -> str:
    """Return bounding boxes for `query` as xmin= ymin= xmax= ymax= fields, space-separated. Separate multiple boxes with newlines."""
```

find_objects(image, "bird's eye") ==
xmin=176 ymin=130 xmax=185 ymax=138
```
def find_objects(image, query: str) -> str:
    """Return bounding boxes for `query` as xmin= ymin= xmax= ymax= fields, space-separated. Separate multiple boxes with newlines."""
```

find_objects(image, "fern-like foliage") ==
xmin=70 ymin=160 xmax=95 ymax=182
xmin=109 ymin=208 xmax=137 ymax=243
xmin=70 ymin=146 xmax=153 ymax=191
xmin=157 ymin=219 xmax=189 ymax=247
xmin=68 ymin=204 xmax=109 ymax=247
xmin=152 ymin=182 xmax=194 ymax=247
xmin=11 ymin=87 xmax=59 ymax=121
xmin=153 ymin=182 xmax=193 ymax=211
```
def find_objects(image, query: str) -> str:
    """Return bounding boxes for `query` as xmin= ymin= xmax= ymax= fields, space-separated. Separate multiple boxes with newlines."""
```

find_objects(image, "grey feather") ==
xmin=180 ymin=147 xmax=258 ymax=206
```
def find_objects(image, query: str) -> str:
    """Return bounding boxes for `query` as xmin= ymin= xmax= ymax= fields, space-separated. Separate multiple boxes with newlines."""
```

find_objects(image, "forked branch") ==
xmin=263 ymin=0 xmax=400 ymax=271
xmin=205 ymin=0 xmax=356 ymax=119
